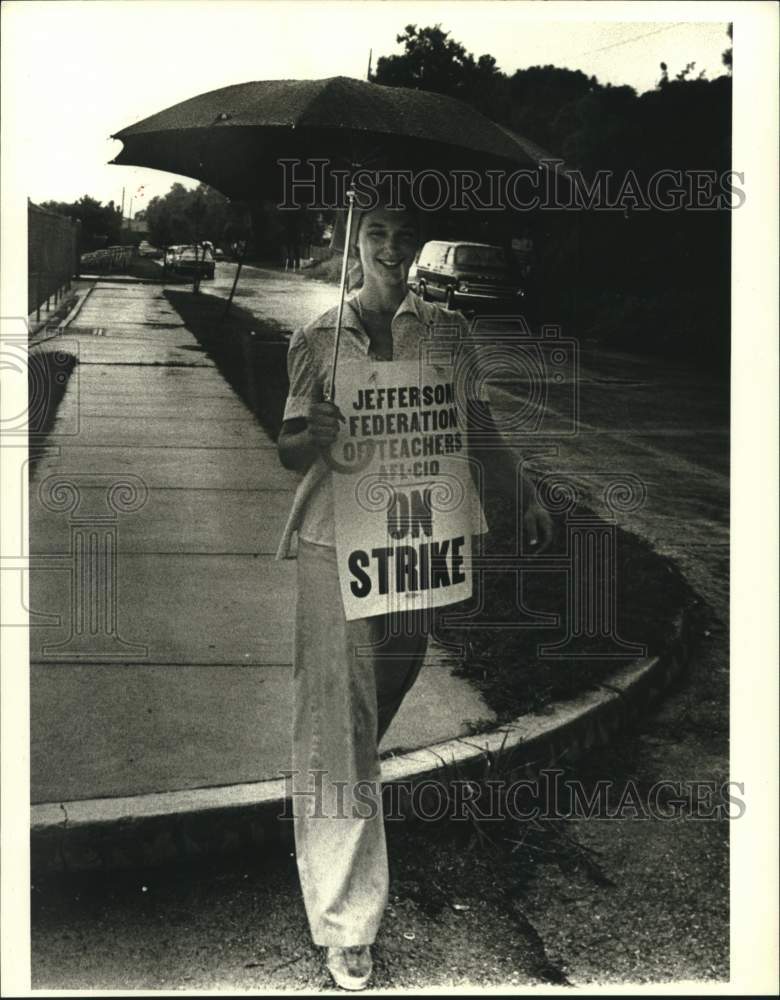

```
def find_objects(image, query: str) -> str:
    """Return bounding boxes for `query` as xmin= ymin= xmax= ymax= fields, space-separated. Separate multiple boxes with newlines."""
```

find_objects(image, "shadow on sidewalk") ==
xmin=27 ymin=351 xmax=78 ymax=476
xmin=164 ymin=289 xmax=290 ymax=441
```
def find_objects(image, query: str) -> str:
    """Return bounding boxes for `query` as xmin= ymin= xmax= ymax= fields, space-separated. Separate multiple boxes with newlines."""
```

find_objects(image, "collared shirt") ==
xmin=276 ymin=290 xmax=488 ymax=559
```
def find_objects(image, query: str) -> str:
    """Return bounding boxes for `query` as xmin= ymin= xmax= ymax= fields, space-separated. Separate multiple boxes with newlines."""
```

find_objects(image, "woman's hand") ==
xmin=278 ymin=403 xmax=351 ymax=474
xmin=308 ymin=401 xmax=345 ymax=448
xmin=523 ymin=500 xmax=554 ymax=553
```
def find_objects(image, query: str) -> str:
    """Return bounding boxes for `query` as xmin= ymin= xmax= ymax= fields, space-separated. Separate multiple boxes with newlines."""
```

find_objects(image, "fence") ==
xmin=28 ymin=201 xmax=81 ymax=320
xmin=79 ymin=246 xmax=137 ymax=275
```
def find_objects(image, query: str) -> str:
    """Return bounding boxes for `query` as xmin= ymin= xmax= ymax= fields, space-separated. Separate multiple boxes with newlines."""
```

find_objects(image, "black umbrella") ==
xmin=111 ymin=76 xmax=556 ymax=398
xmin=111 ymin=76 xmax=552 ymax=198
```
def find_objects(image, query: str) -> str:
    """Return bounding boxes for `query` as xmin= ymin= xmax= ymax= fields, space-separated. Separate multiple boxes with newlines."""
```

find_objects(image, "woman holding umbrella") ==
xmin=276 ymin=198 xmax=552 ymax=990
xmin=111 ymin=73 xmax=561 ymax=991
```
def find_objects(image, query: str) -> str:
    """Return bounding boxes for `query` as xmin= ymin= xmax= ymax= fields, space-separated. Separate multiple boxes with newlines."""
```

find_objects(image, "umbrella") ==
xmin=111 ymin=76 xmax=552 ymax=200
xmin=111 ymin=76 xmax=558 ymax=399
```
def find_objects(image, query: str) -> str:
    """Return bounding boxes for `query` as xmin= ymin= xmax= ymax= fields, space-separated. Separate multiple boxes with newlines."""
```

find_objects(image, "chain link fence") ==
xmin=28 ymin=201 xmax=81 ymax=320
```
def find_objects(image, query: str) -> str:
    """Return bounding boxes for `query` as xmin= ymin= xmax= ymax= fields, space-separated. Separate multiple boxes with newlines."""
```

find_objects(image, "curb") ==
xmin=78 ymin=273 xmax=162 ymax=285
xmin=29 ymin=282 xmax=96 ymax=345
xmin=78 ymin=272 xmax=186 ymax=285
xmin=30 ymin=612 xmax=694 ymax=874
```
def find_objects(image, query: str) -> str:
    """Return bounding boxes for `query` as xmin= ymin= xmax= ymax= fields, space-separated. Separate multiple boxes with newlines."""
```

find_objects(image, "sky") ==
xmin=2 ymin=1 xmax=732 ymax=211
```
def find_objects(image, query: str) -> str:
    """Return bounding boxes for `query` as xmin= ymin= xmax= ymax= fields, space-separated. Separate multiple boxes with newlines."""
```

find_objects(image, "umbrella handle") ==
xmin=324 ymin=187 xmax=356 ymax=403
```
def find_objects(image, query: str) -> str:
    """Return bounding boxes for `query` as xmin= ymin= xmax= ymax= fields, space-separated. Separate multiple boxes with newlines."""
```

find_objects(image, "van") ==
xmin=410 ymin=240 xmax=525 ymax=310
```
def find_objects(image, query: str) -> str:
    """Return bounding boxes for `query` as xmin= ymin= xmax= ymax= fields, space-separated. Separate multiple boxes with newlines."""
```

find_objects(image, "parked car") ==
xmin=406 ymin=255 xmax=420 ymax=293
xmin=137 ymin=240 xmax=163 ymax=259
xmin=213 ymin=247 xmax=225 ymax=261
xmin=411 ymin=240 xmax=525 ymax=309
xmin=164 ymin=245 xmax=185 ymax=268
xmin=164 ymin=244 xmax=215 ymax=279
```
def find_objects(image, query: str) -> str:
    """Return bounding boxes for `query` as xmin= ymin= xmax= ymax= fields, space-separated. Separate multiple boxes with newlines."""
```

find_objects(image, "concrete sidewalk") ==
xmin=29 ymin=280 xmax=496 ymax=805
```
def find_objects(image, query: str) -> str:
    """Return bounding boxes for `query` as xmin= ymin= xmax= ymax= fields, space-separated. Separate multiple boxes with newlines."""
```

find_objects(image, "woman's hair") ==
xmin=346 ymin=203 xmax=424 ymax=291
xmin=353 ymin=201 xmax=421 ymax=238
xmin=332 ymin=196 xmax=424 ymax=250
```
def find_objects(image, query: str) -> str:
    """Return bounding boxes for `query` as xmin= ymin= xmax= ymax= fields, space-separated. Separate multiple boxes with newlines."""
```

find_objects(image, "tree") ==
xmin=722 ymin=23 xmax=732 ymax=73
xmin=144 ymin=182 xmax=231 ymax=248
xmin=374 ymin=27 xmax=601 ymax=153
xmin=39 ymin=195 xmax=122 ymax=249
xmin=373 ymin=21 xmax=732 ymax=367
xmin=503 ymin=65 xmax=603 ymax=153
xmin=372 ymin=24 xmax=504 ymax=115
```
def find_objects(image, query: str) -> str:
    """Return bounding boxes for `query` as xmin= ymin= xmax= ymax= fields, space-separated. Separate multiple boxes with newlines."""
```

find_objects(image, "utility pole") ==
xmin=121 ymin=187 xmax=125 ymax=221
xmin=367 ymin=48 xmax=372 ymax=81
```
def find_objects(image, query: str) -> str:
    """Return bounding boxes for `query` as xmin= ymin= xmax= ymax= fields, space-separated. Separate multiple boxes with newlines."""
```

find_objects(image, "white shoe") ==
xmin=325 ymin=945 xmax=373 ymax=990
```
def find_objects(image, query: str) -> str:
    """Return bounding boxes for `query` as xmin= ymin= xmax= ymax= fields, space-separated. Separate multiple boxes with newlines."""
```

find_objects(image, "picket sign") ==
xmin=331 ymin=360 xmax=485 ymax=621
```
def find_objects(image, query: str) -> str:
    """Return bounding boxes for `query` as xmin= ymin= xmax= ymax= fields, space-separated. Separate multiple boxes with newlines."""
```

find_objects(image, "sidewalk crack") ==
xmin=58 ymin=803 xmax=70 ymax=873
xmin=505 ymin=894 xmax=571 ymax=986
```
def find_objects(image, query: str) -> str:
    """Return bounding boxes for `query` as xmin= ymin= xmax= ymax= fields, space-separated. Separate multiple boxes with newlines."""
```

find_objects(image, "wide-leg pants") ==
xmin=292 ymin=538 xmax=429 ymax=946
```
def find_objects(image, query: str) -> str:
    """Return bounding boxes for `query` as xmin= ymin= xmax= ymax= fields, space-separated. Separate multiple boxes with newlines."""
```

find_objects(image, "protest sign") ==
xmin=331 ymin=359 xmax=485 ymax=621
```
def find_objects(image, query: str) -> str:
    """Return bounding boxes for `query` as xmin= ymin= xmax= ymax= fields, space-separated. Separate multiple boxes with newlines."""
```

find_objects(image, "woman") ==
xmin=277 ymin=202 xmax=552 ymax=989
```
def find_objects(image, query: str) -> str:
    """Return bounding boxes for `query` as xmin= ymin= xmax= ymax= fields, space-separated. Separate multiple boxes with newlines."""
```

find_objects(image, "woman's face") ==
xmin=356 ymin=208 xmax=419 ymax=292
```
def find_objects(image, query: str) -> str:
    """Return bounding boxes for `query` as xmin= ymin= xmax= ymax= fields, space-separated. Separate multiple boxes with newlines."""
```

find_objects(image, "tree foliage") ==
xmin=722 ymin=23 xmax=732 ymax=72
xmin=373 ymin=22 xmax=733 ymax=367
xmin=39 ymin=194 xmax=122 ymax=249
xmin=373 ymin=24 xmax=503 ymax=111
xmin=144 ymin=183 xmax=232 ymax=248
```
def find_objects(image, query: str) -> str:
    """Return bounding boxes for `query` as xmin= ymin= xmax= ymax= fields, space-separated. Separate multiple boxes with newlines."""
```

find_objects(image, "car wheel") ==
xmin=446 ymin=286 xmax=456 ymax=310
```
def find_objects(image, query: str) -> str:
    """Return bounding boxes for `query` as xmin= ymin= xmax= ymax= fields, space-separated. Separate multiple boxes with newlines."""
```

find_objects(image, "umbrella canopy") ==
xmin=111 ymin=76 xmax=565 ymax=406
xmin=110 ymin=76 xmax=554 ymax=203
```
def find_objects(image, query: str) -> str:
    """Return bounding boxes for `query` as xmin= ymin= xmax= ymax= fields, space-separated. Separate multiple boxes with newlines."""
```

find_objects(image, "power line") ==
xmin=579 ymin=23 xmax=682 ymax=57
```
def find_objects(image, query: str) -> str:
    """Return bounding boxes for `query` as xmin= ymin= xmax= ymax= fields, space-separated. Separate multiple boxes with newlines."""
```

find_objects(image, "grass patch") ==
xmin=435 ymin=489 xmax=695 ymax=721
xmin=300 ymin=254 xmax=343 ymax=286
xmin=31 ymin=293 xmax=79 ymax=331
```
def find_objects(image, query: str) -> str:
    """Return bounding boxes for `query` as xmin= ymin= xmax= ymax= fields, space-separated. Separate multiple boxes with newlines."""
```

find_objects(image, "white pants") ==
xmin=292 ymin=539 xmax=429 ymax=946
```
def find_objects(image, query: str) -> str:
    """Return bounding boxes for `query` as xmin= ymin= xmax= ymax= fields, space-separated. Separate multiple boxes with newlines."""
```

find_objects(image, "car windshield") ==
xmin=454 ymin=245 xmax=506 ymax=269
